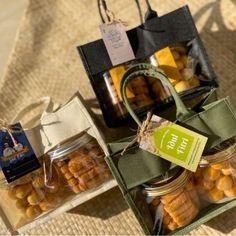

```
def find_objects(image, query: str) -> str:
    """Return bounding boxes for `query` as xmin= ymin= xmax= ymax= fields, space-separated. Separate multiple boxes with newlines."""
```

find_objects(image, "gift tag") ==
xmin=100 ymin=22 xmax=135 ymax=66
xmin=0 ymin=123 xmax=40 ymax=183
xmin=139 ymin=115 xmax=208 ymax=172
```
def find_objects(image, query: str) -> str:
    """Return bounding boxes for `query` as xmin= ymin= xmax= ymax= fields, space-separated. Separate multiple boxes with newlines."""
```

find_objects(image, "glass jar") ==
xmin=147 ymin=45 xmax=201 ymax=102
xmin=194 ymin=138 xmax=236 ymax=203
xmin=48 ymin=133 xmax=111 ymax=194
xmin=0 ymin=162 xmax=65 ymax=230
xmin=102 ymin=63 xmax=154 ymax=119
xmin=144 ymin=168 xmax=199 ymax=233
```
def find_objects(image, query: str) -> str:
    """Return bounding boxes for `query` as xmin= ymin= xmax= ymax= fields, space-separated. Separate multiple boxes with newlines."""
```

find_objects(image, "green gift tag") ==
xmin=139 ymin=115 xmax=208 ymax=172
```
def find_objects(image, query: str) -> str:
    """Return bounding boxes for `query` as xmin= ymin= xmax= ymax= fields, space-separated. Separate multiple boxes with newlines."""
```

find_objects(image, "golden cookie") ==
xmin=224 ymin=187 xmax=236 ymax=198
xmin=15 ymin=184 xmax=32 ymax=199
xmin=216 ymin=175 xmax=233 ymax=191
xmin=32 ymin=176 xmax=45 ymax=189
xmin=208 ymin=188 xmax=225 ymax=202
xmin=203 ymin=167 xmax=221 ymax=181
xmin=25 ymin=205 xmax=42 ymax=219
xmin=16 ymin=198 xmax=28 ymax=209
xmin=27 ymin=190 xmax=45 ymax=205
xmin=221 ymin=168 xmax=232 ymax=176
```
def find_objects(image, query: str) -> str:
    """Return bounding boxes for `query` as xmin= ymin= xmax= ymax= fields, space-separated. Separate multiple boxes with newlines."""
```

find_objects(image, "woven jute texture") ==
xmin=0 ymin=0 xmax=236 ymax=235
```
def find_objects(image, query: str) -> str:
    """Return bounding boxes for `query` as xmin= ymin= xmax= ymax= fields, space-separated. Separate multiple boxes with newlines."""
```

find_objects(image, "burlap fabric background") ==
xmin=0 ymin=0 xmax=235 ymax=235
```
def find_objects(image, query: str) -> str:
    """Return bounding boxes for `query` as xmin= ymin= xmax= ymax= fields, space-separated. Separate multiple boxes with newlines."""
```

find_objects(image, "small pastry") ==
xmin=27 ymin=190 xmax=45 ymax=205
xmin=60 ymin=165 xmax=69 ymax=174
xmin=216 ymin=175 xmax=233 ymax=191
xmin=161 ymin=188 xmax=184 ymax=204
xmin=181 ymin=68 xmax=194 ymax=81
xmin=211 ymin=162 xmax=228 ymax=170
xmin=171 ymin=46 xmax=187 ymax=55
xmin=56 ymin=161 xmax=65 ymax=167
xmin=181 ymin=55 xmax=188 ymax=67
xmin=64 ymin=172 xmax=73 ymax=180
xmin=167 ymin=220 xmax=178 ymax=231
xmin=174 ymin=81 xmax=190 ymax=93
xmin=25 ymin=205 xmax=42 ymax=218
xmin=202 ymin=179 xmax=215 ymax=190
xmin=71 ymin=185 xmax=81 ymax=194
xmin=224 ymin=187 xmax=236 ymax=198
xmin=208 ymin=188 xmax=225 ymax=202
xmin=221 ymin=168 xmax=232 ymax=176
xmin=175 ymin=60 xmax=184 ymax=70
xmin=68 ymin=149 xmax=86 ymax=160
xmin=16 ymin=198 xmax=28 ymax=209
xmin=172 ymin=51 xmax=181 ymax=60
xmin=163 ymin=210 xmax=172 ymax=227
xmin=39 ymin=193 xmax=60 ymax=211
xmin=15 ymin=184 xmax=32 ymax=199
xmin=68 ymin=156 xmax=95 ymax=176
xmin=68 ymin=178 xmax=78 ymax=187
xmin=32 ymin=176 xmax=45 ymax=189
xmin=163 ymin=193 xmax=188 ymax=212
xmin=203 ymin=167 xmax=221 ymax=181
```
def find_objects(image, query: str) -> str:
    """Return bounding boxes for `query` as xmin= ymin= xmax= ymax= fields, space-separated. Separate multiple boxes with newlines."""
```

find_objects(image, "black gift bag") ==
xmin=77 ymin=1 xmax=218 ymax=127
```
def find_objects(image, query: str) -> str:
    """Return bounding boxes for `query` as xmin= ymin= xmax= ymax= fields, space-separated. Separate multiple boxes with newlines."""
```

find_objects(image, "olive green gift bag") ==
xmin=105 ymin=63 xmax=236 ymax=235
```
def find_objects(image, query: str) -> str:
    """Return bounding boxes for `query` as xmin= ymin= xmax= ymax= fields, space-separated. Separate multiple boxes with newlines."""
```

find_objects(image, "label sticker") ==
xmin=139 ymin=115 xmax=208 ymax=172
xmin=100 ymin=22 xmax=135 ymax=66
xmin=0 ymin=123 xmax=40 ymax=183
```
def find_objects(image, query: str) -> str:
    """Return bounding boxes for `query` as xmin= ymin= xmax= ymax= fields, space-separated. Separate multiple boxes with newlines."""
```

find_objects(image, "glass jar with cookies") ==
xmin=47 ymin=132 xmax=112 ymax=194
xmin=144 ymin=168 xmax=200 ymax=234
xmin=194 ymin=138 xmax=236 ymax=203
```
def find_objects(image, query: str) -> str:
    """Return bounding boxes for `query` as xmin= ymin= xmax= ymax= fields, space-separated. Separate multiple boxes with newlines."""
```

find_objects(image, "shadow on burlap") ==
xmin=0 ymin=0 xmax=235 ymax=235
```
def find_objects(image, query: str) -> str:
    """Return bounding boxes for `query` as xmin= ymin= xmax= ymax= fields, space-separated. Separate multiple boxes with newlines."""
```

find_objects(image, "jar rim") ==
xmin=144 ymin=168 xmax=189 ymax=197
xmin=201 ymin=142 xmax=236 ymax=165
xmin=47 ymin=131 xmax=92 ymax=161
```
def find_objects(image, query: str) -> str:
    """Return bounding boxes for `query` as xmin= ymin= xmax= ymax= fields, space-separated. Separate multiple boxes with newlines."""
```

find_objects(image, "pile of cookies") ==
xmin=107 ymin=66 xmax=154 ymax=117
xmin=148 ymin=45 xmax=200 ymax=101
xmin=55 ymin=138 xmax=111 ymax=194
xmin=149 ymin=180 xmax=199 ymax=232
xmin=7 ymin=168 xmax=62 ymax=219
xmin=170 ymin=45 xmax=200 ymax=93
xmin=195 ymin=160 xmax=236 ymax=203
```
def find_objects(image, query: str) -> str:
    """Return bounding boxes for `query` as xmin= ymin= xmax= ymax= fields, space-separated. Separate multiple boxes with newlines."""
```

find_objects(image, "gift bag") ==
xmin=105 ymin=63 xmax=236 ymax=235
xmin=78 ymin=2 xmax=218 ymax=127
xmin=0 ymin=94 xmax=114 ymax=233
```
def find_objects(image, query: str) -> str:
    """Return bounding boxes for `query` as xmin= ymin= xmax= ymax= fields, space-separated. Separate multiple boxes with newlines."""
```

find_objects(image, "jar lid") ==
xmin=48 ymin=132 xmax=92 ymax=161
xmin=201 ymin=141 xmax=236 ymax=165
xmin=144 ymin=168 xmax=189 ymax=197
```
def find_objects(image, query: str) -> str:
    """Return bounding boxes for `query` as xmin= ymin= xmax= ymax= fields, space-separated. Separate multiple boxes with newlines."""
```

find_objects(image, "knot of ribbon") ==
xmin=121 ymin=112 xmax=152 ymax=155
xmin=105 ymin=9 xmax=128 ymax=26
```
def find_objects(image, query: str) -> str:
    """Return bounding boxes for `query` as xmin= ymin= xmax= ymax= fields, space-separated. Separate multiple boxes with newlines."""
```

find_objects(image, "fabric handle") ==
xmin=11 ymin=97 xmax=59 ymax=129
xmin=121 ymin=63 xmax=195 ymax=126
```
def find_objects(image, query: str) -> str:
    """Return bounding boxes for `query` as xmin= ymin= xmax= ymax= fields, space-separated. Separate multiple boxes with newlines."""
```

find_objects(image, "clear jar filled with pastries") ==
xmin=0 ymin=162 xmax=66 ymax=229
xmin=102 ymin=61 xmax=154 ymax=120
xmin=48 ymin=132 xmax=112 ymax=194
xmin=148 ymin=44 xmax=201 ymax=102
xmin=144 ymin=168 xmax=200 ymax=234
xmin=194 ymin=138 xmax=236 ymax=203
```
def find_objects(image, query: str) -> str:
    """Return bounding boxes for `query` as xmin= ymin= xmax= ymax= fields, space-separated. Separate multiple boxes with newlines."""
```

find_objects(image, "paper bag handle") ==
xmin=11 ymin=97 xmax=59 ymax=129
xmin=121 ymin=63 xmax=195 ymax=126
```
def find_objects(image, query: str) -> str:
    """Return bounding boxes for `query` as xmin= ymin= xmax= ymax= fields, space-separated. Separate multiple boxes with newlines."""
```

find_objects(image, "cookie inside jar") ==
xmin=0 ymin=160 xmax=66 ymax=230
xmin=47 ymin=132 xmax=112 ymax=194
xmin=194 ymin=137 xmax=236 ymax=204
xmin=142 ymin=168 xmax=200 ymax=234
